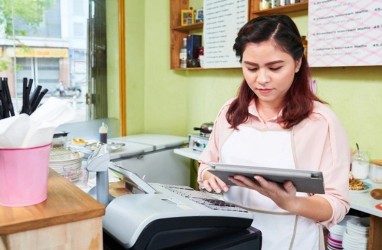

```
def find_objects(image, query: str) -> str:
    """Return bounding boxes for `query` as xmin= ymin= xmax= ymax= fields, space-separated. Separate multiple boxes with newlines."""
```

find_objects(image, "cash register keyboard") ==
xmin=156 ymin=184 xmax=248 ymax=213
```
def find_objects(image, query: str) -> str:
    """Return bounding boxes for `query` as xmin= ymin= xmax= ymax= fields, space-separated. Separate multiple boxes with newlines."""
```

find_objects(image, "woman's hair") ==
xmin=227 ymin=15 xmax=324 ymax=129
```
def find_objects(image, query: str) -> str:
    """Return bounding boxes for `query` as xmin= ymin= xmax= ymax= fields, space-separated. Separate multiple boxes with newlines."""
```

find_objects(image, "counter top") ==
xmin=0 ymin=169 xmax=105 ymax=235
xmin=174 ymin=147 xmax=201 ymax=161
xmin=174 ymin=148 xmax=382 ymax=218
xmin=349 ymin=180 xmax=382 ymax=217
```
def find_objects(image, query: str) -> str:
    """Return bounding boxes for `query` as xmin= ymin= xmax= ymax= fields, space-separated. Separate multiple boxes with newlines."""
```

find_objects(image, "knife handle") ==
xmin=20 ymin=78 xmax=32 ymax=115
xmin=0 ymin=79 xmax=10 ymax=118
xmin=31 ymin=88 xmax=48 ymax=113
xmin=2 ymin=78 xmax=15 ymax=116
xmin=30 ymin=85 xmax=42 ymax=109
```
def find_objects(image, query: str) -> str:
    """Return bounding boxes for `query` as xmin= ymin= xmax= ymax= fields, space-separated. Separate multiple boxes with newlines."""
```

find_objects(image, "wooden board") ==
xmin=0 ymin=169 xmax=105 ymax=235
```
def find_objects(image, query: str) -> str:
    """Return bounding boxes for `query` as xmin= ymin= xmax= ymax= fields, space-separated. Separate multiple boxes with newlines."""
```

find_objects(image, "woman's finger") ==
xmin=283 ymin=180 xmax=296 ymax=194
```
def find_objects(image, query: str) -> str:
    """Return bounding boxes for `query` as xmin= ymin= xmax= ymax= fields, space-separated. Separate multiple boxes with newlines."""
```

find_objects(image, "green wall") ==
xmin=125 ymin=1 xmax=145 ymax=134
xmin=312 ymin=66 xmax=382 ymax=158
xmin=107 ymin=0 xmax=146 ymax=134
xmin=117 ymin=1 xmax=382 ymax=159
xmin=106 ymin=0 xmax=120 ymax=120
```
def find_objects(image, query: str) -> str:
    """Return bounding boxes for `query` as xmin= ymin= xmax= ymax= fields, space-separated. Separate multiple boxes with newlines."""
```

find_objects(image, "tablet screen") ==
xmin=208 ymin=162 xmax=325 ymax=194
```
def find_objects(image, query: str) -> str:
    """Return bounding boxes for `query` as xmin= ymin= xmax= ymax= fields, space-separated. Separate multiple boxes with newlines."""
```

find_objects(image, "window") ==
xmin=73 ymin=22 xmax=85 ymax=38
xmin=0 ymin=0 xmax=111 ymax=122
xmin=72 ymin=0 xmax=85 ymax=16
xmin=15 ymin=57 xmax=60 ymax=95
xmin=13 ymin=0 xmax=61 ymax=38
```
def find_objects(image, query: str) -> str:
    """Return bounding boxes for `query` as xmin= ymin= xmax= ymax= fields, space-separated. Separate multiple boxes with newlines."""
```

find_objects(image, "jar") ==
xmin=179 ymin=37 xmax=187 ymax=68
xmin=259 ymin=0 xmax=271 ymax=10
xmin=369 ymin=160 xmax=382 ymax=183
xmin=351 ymin=150 xmax=369 ymax=179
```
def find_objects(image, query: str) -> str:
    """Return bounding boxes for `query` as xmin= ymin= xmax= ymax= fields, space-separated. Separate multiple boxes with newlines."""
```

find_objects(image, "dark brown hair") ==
xmin=227 ymin=15 xmax=324 ymax=129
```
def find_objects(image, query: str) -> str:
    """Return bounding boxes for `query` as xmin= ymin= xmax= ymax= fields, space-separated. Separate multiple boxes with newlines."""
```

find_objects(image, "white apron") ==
xmin=221 ymin=126 xmax=320 ymax=250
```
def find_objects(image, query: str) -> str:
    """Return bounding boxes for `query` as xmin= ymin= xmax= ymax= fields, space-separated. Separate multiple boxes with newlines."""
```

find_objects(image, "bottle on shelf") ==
xmin=301 ymin=36 xmax=308 ymax=58
xmin=198 ymin=46 xmax=204 ymax=68
xmin=99 ymin=122 xmax=108 ymax=144
xmin=179 ymin=37 xmax=187 ymax=68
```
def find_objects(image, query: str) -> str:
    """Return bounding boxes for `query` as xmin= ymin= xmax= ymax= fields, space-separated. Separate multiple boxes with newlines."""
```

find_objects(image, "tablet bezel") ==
xmin=207 ymin=162 xmax=325 ymax=194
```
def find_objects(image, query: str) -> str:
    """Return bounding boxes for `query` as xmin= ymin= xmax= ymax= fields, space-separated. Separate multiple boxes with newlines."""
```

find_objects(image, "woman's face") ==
xmin=241 ymin=40 xmax=301 ymax=108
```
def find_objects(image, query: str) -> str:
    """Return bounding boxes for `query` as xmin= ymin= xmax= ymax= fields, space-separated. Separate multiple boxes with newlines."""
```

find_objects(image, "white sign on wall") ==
xmin=203 ymin=0 xmax=248 ymax=68
xmin=308 ymin=0 xmax=382 ymax=67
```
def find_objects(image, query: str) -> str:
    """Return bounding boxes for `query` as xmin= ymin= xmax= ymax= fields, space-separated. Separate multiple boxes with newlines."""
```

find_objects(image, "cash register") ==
xmin=87 ymin=145 xmax=262 ymax=250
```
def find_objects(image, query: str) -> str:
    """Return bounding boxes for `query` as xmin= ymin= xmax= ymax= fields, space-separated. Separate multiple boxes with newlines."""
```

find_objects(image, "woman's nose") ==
xmin=257 ymin=70 xmax=270 ymax=85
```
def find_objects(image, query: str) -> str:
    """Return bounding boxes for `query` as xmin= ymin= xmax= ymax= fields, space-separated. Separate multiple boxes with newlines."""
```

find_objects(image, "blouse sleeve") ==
xmin=294 ymin=103 xmax=351 ymax=228
xmin=197 ymin=101 xmax=233 ymax=187
xmin=319 ymin=113 xmax=351 ymax=228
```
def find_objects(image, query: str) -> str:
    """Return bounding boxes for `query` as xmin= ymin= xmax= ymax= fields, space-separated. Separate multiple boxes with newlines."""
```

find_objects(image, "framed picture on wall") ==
xmin=181 ymin=9 xmax=194 ymax=26
xmin=195 ymin=9 xmax=203 ymax=23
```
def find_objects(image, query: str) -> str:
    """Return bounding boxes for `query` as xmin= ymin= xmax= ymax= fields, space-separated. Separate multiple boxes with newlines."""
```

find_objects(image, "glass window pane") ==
xmin=0 ymin=0 xmax=114 ymax=123
xmin=0 ymin=0 xmax=92 ymax=121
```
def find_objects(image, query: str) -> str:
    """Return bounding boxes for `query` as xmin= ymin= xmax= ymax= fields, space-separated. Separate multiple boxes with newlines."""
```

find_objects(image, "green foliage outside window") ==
xmin=0 ymin=0 xmax=54 ymax=71
xmin=0 ymin=0 xmax=54 ymax=36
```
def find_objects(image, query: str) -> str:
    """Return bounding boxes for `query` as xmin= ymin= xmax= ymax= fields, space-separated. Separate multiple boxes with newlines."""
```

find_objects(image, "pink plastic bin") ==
xmin=0 ymin=144 xmax=51 ymax=207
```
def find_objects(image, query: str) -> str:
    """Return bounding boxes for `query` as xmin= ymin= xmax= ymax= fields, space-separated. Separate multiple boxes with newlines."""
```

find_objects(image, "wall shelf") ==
xmin=170 ymin=0 xmax=309 ymax=71
xmin=172 ymin=23 xmax=203 ymax=32
xmin=251 ymin=1 xmax=308 ymax=16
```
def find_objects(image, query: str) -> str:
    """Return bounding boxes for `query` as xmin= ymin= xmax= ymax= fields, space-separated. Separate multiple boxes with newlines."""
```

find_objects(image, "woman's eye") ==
xmin=270 ymin=67 xmax=282 ymax=71
xmin=247 ymin=67 xmax=258 ymax=71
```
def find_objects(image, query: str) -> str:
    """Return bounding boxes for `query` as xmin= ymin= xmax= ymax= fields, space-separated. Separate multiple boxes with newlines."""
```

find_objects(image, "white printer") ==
xmin=87 ymin=145 xmax=262 ymax=250
xmin=102 ymin=165 xmax=262 ymax=250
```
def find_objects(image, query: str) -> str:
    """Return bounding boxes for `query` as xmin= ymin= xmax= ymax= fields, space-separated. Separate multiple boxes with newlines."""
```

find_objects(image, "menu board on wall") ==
xmin=308 ymin=0 xmax=382 ymax=67
xmin=203 ymin=0 xmax=248 ymax=68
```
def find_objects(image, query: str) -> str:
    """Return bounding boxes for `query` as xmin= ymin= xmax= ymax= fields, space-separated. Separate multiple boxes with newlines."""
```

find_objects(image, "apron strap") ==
xmin=288 ymin=215 xmax=298 ymax=250
xmin=318 ymin=224 xmax=325 ymax=250
xmin=246 ymin=208 xmax=292 ymax=215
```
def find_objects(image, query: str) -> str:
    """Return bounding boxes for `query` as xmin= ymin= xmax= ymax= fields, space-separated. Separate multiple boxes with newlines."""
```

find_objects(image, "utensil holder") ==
xmin=0 ymin=144 xmax=51 ymax=206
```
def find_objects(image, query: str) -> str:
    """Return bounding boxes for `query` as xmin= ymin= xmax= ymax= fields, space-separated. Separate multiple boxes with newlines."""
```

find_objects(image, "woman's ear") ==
xmin=295 ymin=58 xmax=302 ymax=73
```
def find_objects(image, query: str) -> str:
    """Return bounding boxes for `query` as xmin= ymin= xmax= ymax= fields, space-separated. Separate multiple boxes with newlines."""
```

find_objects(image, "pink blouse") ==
xmin=198 ymin=99 xmax=351 ymax=228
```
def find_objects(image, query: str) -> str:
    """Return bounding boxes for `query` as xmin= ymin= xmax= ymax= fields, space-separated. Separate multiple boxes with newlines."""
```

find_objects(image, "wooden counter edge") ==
xmin=368 ymin=215 xmax=382 ymax=250
xmin=0 ymin=169 xmax=105 ymax=235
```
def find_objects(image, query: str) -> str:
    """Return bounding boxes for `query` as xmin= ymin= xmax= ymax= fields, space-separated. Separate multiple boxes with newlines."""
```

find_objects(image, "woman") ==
xmin=197 ymin=15 xmax=350 ymax=250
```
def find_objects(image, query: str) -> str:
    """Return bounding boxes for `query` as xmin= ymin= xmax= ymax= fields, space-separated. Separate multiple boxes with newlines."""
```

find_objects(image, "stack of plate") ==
xmin=327 ymin=215 xmax=359 ymax=250
xmin=49 ymin=148 xmax=84 ymax=182
xmin=342 ymin=217 xmax=369 ymax=250
xmin=327 ymin=236 xmax=343 ymax=250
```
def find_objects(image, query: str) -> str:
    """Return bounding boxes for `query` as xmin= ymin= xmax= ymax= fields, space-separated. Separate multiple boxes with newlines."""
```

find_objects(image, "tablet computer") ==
xmin=207 ymin=162 xmax=325 ymax=194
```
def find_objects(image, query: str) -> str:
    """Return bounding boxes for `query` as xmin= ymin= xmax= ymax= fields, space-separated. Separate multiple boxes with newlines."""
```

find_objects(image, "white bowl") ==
xmin=347 ymin=217 xmax=370 ymax=233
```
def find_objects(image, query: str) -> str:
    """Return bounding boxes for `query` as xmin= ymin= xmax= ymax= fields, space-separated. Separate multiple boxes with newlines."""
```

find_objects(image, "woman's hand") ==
xmin=202 ymin=171 xmax=229 ymax=193
xmin=230 ymin=175 xmax=333 ymax=221
xmin=229 ymin=175 xmax=297 ymax=211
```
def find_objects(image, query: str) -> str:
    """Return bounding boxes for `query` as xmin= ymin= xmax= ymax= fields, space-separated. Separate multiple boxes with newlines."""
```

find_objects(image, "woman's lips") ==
xmin=257 ymin=88 xmax=272 ymax=94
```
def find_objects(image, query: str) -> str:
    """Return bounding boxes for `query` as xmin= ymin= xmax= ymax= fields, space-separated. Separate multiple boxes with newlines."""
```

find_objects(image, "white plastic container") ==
xmin=369 ymin=163 xmax=382 ymax=183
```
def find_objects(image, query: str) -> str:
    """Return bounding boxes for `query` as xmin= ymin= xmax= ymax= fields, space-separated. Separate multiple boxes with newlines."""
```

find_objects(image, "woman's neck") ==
xmin=256 ymin=100 xmax=283 ymax=121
